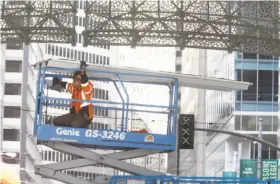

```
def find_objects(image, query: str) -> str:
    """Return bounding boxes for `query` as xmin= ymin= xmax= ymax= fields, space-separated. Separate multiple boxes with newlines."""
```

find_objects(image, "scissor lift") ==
xmin=32 ymin=59 xmax=250 ymax=184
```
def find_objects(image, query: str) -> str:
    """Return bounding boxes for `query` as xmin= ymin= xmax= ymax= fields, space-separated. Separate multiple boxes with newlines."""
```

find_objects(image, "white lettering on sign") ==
xmin=85 ymin=129 xmax=99 ymax=137
xmin=56 ymin=127 xmax=80 ymax=136
xmin=85 ymin=130 xmax=126 ymax=140
xmin=55 ymin=128 xmax=127 ymax=140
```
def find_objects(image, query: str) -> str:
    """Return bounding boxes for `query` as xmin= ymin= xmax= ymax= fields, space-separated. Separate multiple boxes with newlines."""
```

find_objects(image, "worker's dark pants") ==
xmin=53 ymin=113 xmax=92 ymax=128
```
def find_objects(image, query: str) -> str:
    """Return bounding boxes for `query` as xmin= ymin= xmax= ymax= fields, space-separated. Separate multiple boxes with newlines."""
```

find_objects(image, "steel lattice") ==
xmin=84 ymin=0 xmax=280 ymax=55
xmin=1 ymin=0 xmax=77 ymax=45
xmin=1 ymin=1 xmax=280 ymax=55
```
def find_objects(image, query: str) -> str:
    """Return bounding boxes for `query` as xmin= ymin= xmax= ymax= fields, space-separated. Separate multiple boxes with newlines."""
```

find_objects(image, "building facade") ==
xmin=178 ymin=48 xmax=279 ymax=177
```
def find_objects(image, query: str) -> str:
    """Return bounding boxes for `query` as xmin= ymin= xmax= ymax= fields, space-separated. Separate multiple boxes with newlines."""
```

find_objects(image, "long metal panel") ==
xmin=43 ymin=142 xmax=164 ymax=176
xmin=35 ymin=166 xmax=93 ymax=184
xmin=33 ymin=59 xmax=250 ymax=91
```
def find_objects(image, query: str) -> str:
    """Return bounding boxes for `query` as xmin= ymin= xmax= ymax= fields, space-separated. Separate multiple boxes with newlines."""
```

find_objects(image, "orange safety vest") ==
xmin=66 ymin=81 xmax=94 ymax=119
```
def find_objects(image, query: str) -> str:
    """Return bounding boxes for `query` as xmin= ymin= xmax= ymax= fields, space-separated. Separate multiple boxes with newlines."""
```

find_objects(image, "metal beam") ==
xmin=42 ymin=142 xmax=164 ymax=176
xmin=39 ymin=148 xmax=164 ymax=170
xmin=195 ymin=128 xmax=280 ymax=152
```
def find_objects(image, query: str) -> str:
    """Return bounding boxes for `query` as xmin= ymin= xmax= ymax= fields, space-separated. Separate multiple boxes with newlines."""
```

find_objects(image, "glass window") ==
xmin=102 ymin=90 xmax=105 ymax=99
xmin=6 ymin=40 xmax=23 ymax=50
xmin=51 ymin=45 xmax=55 ymax=55
xmin=92 ymin=54 xmax=95 ymax=63
xmin=79 ymin=17 xmax=82 ymax=26
xmin=59 ymin=47 xmax=62 ymax=56
xmin=55 ymin=46 xmax=59 ymax=56
xmin=242 ymin=70 xmax=257 ymax=101
xmin=258 ymin=70 xmax=272 ymax=101
xmin=89 ymin=54 xmax=92 ymax=63
xmin=75 ymin=16 xmax=78 ymax=25
xmin=96 ymin=55 xmax=99 ymax=64
xmin=78 ymin=51 xmax=81 ymax=60
xmin=103 ymin=56 xmax=106 ymax=64
xmin=4 ymin=106 xmax=21 ymax=118
xmin=3 ymin=129 xmax=19 ymax=141
xmin=67 ymin=48 xmax=70 ymax=58
xmin=79 ymin=0 xmax=83 ymax=9
xmin=5 ymin=83 xmax=21 ymax=95
xmin=176 ymin=64 xmax=182 ymax=71
xmin=47 ymin=44 xmax=51 ymax=54
xmin=86 ymin=53 xmax=88 ymax=61
xmin=74 ymin=50 xmax=77 ymax=60
xmin=82 ymin=52 xmax=85 ymax=61
xmin=106 ymin=91 xmax=109 ymax=100
xmin=176 ymin=51 xmax=182 ymax=57
xmin=79 ymin=34 xmax=82 ymax=43
xmin=5 ymin=60 xmax=22 ymax=72
xmin=260 ymin=116 xmax=272 ymax=131
xmin=2 ymin=152 xmax=19 ymax=164
xmin=100 ymin=55 xmax=102 ymax=64
xmin=235 ymin=115 xmax=241 ymax=130
xmin=107 ymin=57 xmax=110 ymax=65
xmin=243 ymin=52 xmax=257 ymax=59
xmin=236 ymin=69 xmax=242 ymax=100
xmin=242 ymin=116 xmax=256 ymax=131
xmin=259 ymin=54 xmax=273 ymax=60
xmin=273 ymin=71 xmax=278 ymax=102
xmin=273 ymin=116 xmax=278 ymax=131
xmin=70 ymin=49 xmax=74 ymax=59
xmin=63 ymin=48 xmax=66 ymax=57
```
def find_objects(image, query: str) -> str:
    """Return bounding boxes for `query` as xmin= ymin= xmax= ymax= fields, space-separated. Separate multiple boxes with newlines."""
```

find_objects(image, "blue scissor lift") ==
xmin=33 ymin=59 xmax=250 ymax=184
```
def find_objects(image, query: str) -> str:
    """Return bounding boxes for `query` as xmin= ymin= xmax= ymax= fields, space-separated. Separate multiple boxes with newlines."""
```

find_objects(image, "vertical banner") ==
xmin=261 ymin=159 xmax=278 ymax=181
xmin=240 ymin=159 xmax=257 ymax=178
xmin=223 ymin=171 xmax=237 ymax=177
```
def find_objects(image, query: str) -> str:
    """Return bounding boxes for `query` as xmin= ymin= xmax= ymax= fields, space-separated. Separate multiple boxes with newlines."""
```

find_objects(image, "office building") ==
xmin=178 ymin=48 xmax=279 ymax=177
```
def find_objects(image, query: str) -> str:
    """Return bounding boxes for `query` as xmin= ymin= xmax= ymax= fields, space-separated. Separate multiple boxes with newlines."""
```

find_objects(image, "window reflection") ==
xmin=258 ymin=70 xmax=272 ymax=101
xmin=242 ymin=70 xmax=257 ymax=101
xmin=242 ymin=116 xmax=256 ymax=131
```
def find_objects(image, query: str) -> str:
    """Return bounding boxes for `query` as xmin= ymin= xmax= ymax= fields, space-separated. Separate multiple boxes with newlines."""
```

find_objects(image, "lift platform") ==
xmin=33 ymin=59 xmax=250 ymax=184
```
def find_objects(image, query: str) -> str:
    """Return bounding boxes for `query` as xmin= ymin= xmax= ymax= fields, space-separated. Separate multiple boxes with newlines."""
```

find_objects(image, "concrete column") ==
xmin=232 ymin=151 xmax=238 ymax=172
xmin=225 ymin=141 xmax=234 ymax=171
xmin=0 ymin=44 xmax=5 ymax=161
xmin=20 ymin=44 xmax=29 ymax=183
xmin=237 ymin=142 xmax=243 ymax=176
xmin=195 ymin=49 xmax=207 ymax=176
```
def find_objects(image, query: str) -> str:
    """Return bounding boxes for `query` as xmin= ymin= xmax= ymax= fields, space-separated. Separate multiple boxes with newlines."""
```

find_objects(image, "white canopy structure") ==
xmin=34 ymin=59 xmax=250 ymax=92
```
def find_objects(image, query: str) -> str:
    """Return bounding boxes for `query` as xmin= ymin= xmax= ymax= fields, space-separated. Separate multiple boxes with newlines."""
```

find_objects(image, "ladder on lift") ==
xmin=32 ymin=59 xmax=250 ymax=184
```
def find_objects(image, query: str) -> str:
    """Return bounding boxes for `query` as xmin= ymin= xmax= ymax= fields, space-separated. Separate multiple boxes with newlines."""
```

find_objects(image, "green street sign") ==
xmin=240 ymin=159 xmax=257 ymax=178
xmin=261 ymin=159 xmax=278 ymax=181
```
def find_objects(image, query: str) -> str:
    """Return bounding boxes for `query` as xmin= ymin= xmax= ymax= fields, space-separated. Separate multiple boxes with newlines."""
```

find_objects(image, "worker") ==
xmin=50 ymin=61 xmax=94 ymax=128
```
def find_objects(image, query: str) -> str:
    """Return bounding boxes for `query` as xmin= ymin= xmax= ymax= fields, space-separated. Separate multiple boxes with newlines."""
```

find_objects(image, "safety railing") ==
xmin=33 ymin=66 xmax=179 ymax=137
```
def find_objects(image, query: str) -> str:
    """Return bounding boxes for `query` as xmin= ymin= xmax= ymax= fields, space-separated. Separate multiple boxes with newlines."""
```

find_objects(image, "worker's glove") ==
xmin=50 ymin=77 xmax=62 ymax=92
xmin=52 ymin=77 xmax=61 ymax=86
xmin=50 ymin=84 xmax=62 ymax=92
xmin=80 ymin=60 xmax=88 ymax=72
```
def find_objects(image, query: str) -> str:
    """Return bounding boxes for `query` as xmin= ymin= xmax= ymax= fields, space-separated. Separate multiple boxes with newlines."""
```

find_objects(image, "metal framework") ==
xmin=35 ymin=142 xmax=164 ymax=184
xmin=1 ymin=1 xmax=280 ymax=55
xmin=1 ymin=1 xmax=77 ymax=45
xmin=84 ymin=0 xmax=280 ymax=55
